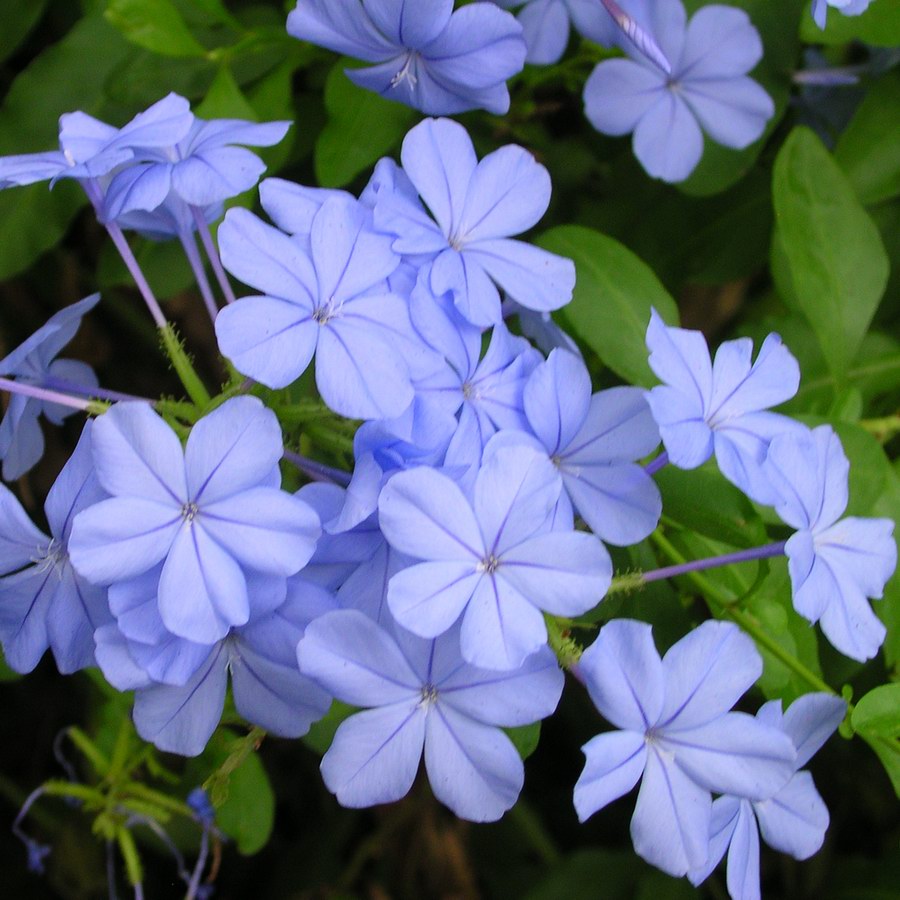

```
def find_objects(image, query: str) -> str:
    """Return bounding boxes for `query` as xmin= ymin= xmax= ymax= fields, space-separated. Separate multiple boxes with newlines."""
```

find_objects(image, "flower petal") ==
xmin=573 ymin=730 xmax=647 ymax=822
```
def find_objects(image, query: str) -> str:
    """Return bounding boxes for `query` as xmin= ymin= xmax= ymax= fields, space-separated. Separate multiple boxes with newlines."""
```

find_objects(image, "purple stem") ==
xmin=283 ymin=450 xmax=352 ymax=486
xmin=599 ymin=0 xmax=672 ymax=75
xmin=192 ymin=206 xmax=236 ymax=305
xmin=644 ymin=450 xmax=669 ymax=477
xmin=179 ymin=228 xmax=219 ymax=325
xmin=0 ymin=376 xmax=92 ymax=411
xmin=642 ymin=540 xmax=787 ymax=584
xmin=184 ymin=828 xmax=209 ymax=900
xmin=40 ymin=376 xmax=151 ymax=405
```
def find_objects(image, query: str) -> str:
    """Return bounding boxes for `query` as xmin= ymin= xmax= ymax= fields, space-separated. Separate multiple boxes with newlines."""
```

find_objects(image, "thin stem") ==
xmin=178 ymin=229 xmax=219 ymax=325
xmin=650 ymin=529 xmax=836 ymax=696
xmin=642 ymin=541 xmax=787 ymax=584
xmin=192 ymin=207 xmax=236 ymax=305
xmin=599 ymin=0 xmax=671 ymax=74
xmin=0 ymin=376 xmax=91 ymax=412
xmin=644 ymin=450 xmax=669 ymax=477
xmin=40 ymin=377 xmax=152 ymax=405
xmin=283 ymin=450 xmax=352 ymax=486
xmin=184 ymin=828 xmax=209 ymax=900
xmin=104 ymin=222 xmax=167 ymax=329
xmin=159 ymin=325 xmax=211 ymax=408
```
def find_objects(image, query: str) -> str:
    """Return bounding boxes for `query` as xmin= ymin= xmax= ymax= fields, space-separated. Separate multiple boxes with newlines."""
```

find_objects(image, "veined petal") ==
xmin=574 ymin=730 xmax=647 ymax=822
xmin=500 ymin=531 xmax=611 ymax=616
xmin=214 ymin=296 xmax=318 ymax=389
xmin=425 ymin=704 xmax=523 ymax=821
xmin=379 ymin=466 xmax=484 ymax=560
xmin=633 ymin=92 xmax=704 ymax=183
xmin=579 ymin=619 xmax=664 ymax=731
xmin=68 ymin=497 xmax=180 ymax=583
xmin=524 ymin=349 xmax=591 ymax=455
xmin=680 ymin=6 xmax=763 ymax=79
xmin=185 ymin=397 xmax=285 ymax=503
xmin=90 ymin=402 xmax=186 ymax=504
xmin=387 ymin=561 xmax=481 ymax=638
xmin=682 ymin=76 xmax=774 ymax=150
xmin=584 ymin=58 xmax=665 ymax=135
xmin=201 ymin=488 xmax=321 ymax=575
xmin=321 ymin=702 xmax=426 ymax=807
xmin=0 ymin=484 xmax=49 ymax=573
xmin=724 ymin=799 xmax=762 ymax=900
xmin=298 ymin=609 xmax=421 ymax=706
xmin=781 ymin=693 xmax=846 ymax=768
xmin=286 ymin=0 xmax=398 ymax=61
xmin=157 ymin=524 xmax=249 ymax=643
xmin=363 ymin=0 xmax=453 ymax=48
xmin=755 ymin=770 xmax=829 ymax=859
xmin=631 ymin=747 xmax=711 ymax=876
xmin=0 ymin=567 xmax=54 ymax=673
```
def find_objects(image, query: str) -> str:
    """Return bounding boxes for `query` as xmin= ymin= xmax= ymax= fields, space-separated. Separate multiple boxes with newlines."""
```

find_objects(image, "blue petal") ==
xmin=754 ymin=770 xmax=829 ymax=859
xmin=287 ymin=0 xmax=399 ymax=61
xmin=424 ymin=703 xmax=523 ymax=821
xmin=524 ymin=349 xmax=591 ymax=454
xmin=574 ymin=730 xmax=647 ymax=822
xmin=633 ymin=91 xmax=704 ymax=182
xmin=0 ymin=483 xmax=49 ymax=573
xmin=584 ymin=58 xmax=665 ymax=135
xmin=780 ymin=693 xmax=846 ymax=768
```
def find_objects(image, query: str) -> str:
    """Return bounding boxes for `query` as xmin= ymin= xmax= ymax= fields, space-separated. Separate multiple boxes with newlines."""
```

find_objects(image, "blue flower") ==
xmin=644 ymin=310 xmax=802 ymax=505
xmin=583 ymin=0 xmax=774 ymax=182
xmin=297 ymin=608 xmax=563 ymax=820
xmin=215 ymin=196 xmax=424 ymax=420
xmin=378 ymin=445 xmax=612 ymax=670
xmin=375 ymin=117 xmax=576 ymax=327
xmin=0 ymin=423 xmax=111 ymax=673
xmin=286 ymin=0 xmax=526 ymax=115
xmin=68 ymin=397 xmax=321 ymax=645
xmin=689 ymin=694 xmax=846 ymax=900
xmin=573 ymin=619 xmax=795 ymax=877
xmin=764 ymin=425 xmax=897 ymax=662
xmin=0 ymin=294 xmax=99 ymax=480
xmin=94 ymin=574 xmax=335 ymax=756
xmin=811 ymin=0 xmax=873 ymax=29
xmin=102 ymin=115 xmax=291 ymax=224
xmin=519 ymin=348 xmax=662 ymax=545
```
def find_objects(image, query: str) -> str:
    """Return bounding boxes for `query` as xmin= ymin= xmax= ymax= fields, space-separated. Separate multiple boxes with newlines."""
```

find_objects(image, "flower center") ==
xmin=31 ymin=538 xmax=67 ymax=576
xmin=478 ymin=554 xmax=501 ymax=575
xmin=181 ymin=501 xmax=200 ymax=523
xmin=419 ymin=684 xmax=439 ymax=707
xmin=390 ymin=52 xmax=419 ymax=89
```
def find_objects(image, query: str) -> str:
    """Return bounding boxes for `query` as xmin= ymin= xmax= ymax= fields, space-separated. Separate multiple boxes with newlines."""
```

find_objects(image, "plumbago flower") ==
xmin=298 ymin=609 xmax=564 ymax=820
xmin=689 ymin=694 xmax=847 ymax=900
xmin=0 ymin=294 xmax=99 ymax=480
xmin=811 ymin=0 xmax=873 ymax=29
xmin=375 ymin=117 xmax=576 ymax=327
xmin=644 ymin=310 xmax=802 ymax=505
xmin=68 ymin=397 xmax=320 ymax=644
xmin=287 ymin=0 xmax=526 ymax=115
xmin=583 ymin=0 xmax=774 ymax=182
xmin=573 ymin=619 xmax=796 ymax=877
xmin=215 ymin=195 xmax=424 ymax=420
xmin=378 ymin=445 xmax=612 ymax=670
xmin=0 ymin=424 xmax=111 ymax=673
xmin=94 ymin=572 xmax=335 ymax=756
xmin=501 ymin=348 xmax=662 ymax=545
xmin=764 ymin=425 xmax=897 ymax=662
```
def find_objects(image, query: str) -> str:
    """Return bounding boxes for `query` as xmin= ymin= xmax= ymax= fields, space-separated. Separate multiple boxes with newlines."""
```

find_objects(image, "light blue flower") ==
xmin=583 ymin=0 xmax=774 ymax=182
xmin=811 ymin=0 xmax=873 ymax=29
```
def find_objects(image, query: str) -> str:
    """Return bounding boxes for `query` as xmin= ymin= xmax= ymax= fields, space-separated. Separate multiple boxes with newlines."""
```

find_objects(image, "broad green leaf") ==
xmin=835 ymin=72 xmax=900 ymax=205
xmin=535 ymin=225 xmax=679 ymax=386
xmin=871 ymin=467 xmax=900 ymax=667
xmin=862 ymin=735 xmax=900 ymax=797
xmin=656 ymin=466 xmax=768 ymax=549
xmin=314 ymin=61 xmax=415 ymax=188
xmin=678 ymin=0 xmax=805 ymax=196
xmin=505 ymin=723 xmax=541 ymax=760
xmin=0 ymin=0 xmax=49 ymax=64
xmin=106 ymin=0 xmax=207 ymax=57
xmin=214 ymin=749 xmax=275 ymax=855
xmin=772 ymin=127 xmax=889 ymax=379
xmin=196 ymin=64 xmax=257 ymax=120
xmin=0 ymin=14 xmax=133 ymax=279
xmin=184 ymin=0 xmax=243 ymax=30
xmin=800 ymin=0 xmax=900 ymax=46
xmin=852 ymin=684 xmax=900 ymax=738
xmin=302 ymin=700 xmax=356 ymax=755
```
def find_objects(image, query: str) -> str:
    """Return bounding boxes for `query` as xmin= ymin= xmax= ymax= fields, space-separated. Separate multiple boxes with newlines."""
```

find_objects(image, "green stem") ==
xmin=159 ymin=324 xmax=211 ymax=408
xmin=858 ymin=413 xmax=900 ymax=444
xmin=650 ymin=530 xmax=837 ymax=697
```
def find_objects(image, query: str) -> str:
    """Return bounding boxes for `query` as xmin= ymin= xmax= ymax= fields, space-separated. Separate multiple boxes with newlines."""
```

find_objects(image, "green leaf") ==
xmin=656 ymin=466 xmax=768 ymax=549
xmin=0 ymin=14 xmax=133 ymax=279
xmin=504 ymin=723 xmax=541 ymax=760
xmin=835 ymin=72 xmax=900 ymax=206
xmin=302 ymin=700 xmax=356 ymax=755
xmin=183 ymin=0 xmax=243 ymax=30
xmin=196 ymin=64 xmax=257 ymax=120
xmin=852 ymin=684 xmax=900 ymax=738
xmin=0 ymin=0 xmax=49 ymax=64
xmin=535 ymin=225 xmax=679 ymax=386
xmin=105 ymin=0 xmax=207 ymax=57
xmin=0 ymin=646 xmax=22 ymax=681
xmin=871 ymin=467 xmax=900 ymax=667
xmin=214 ymin=749 xmax=275 ymax=855
xmin=772 ymin=127 xmax=890 ymax=380
xmin=800 ymin=0 xmax=900 ymax=46
xmin=525 ymin=849 xmax=642 ymax=900
xmin=314 ymin=61 xmax=415 ymax=188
